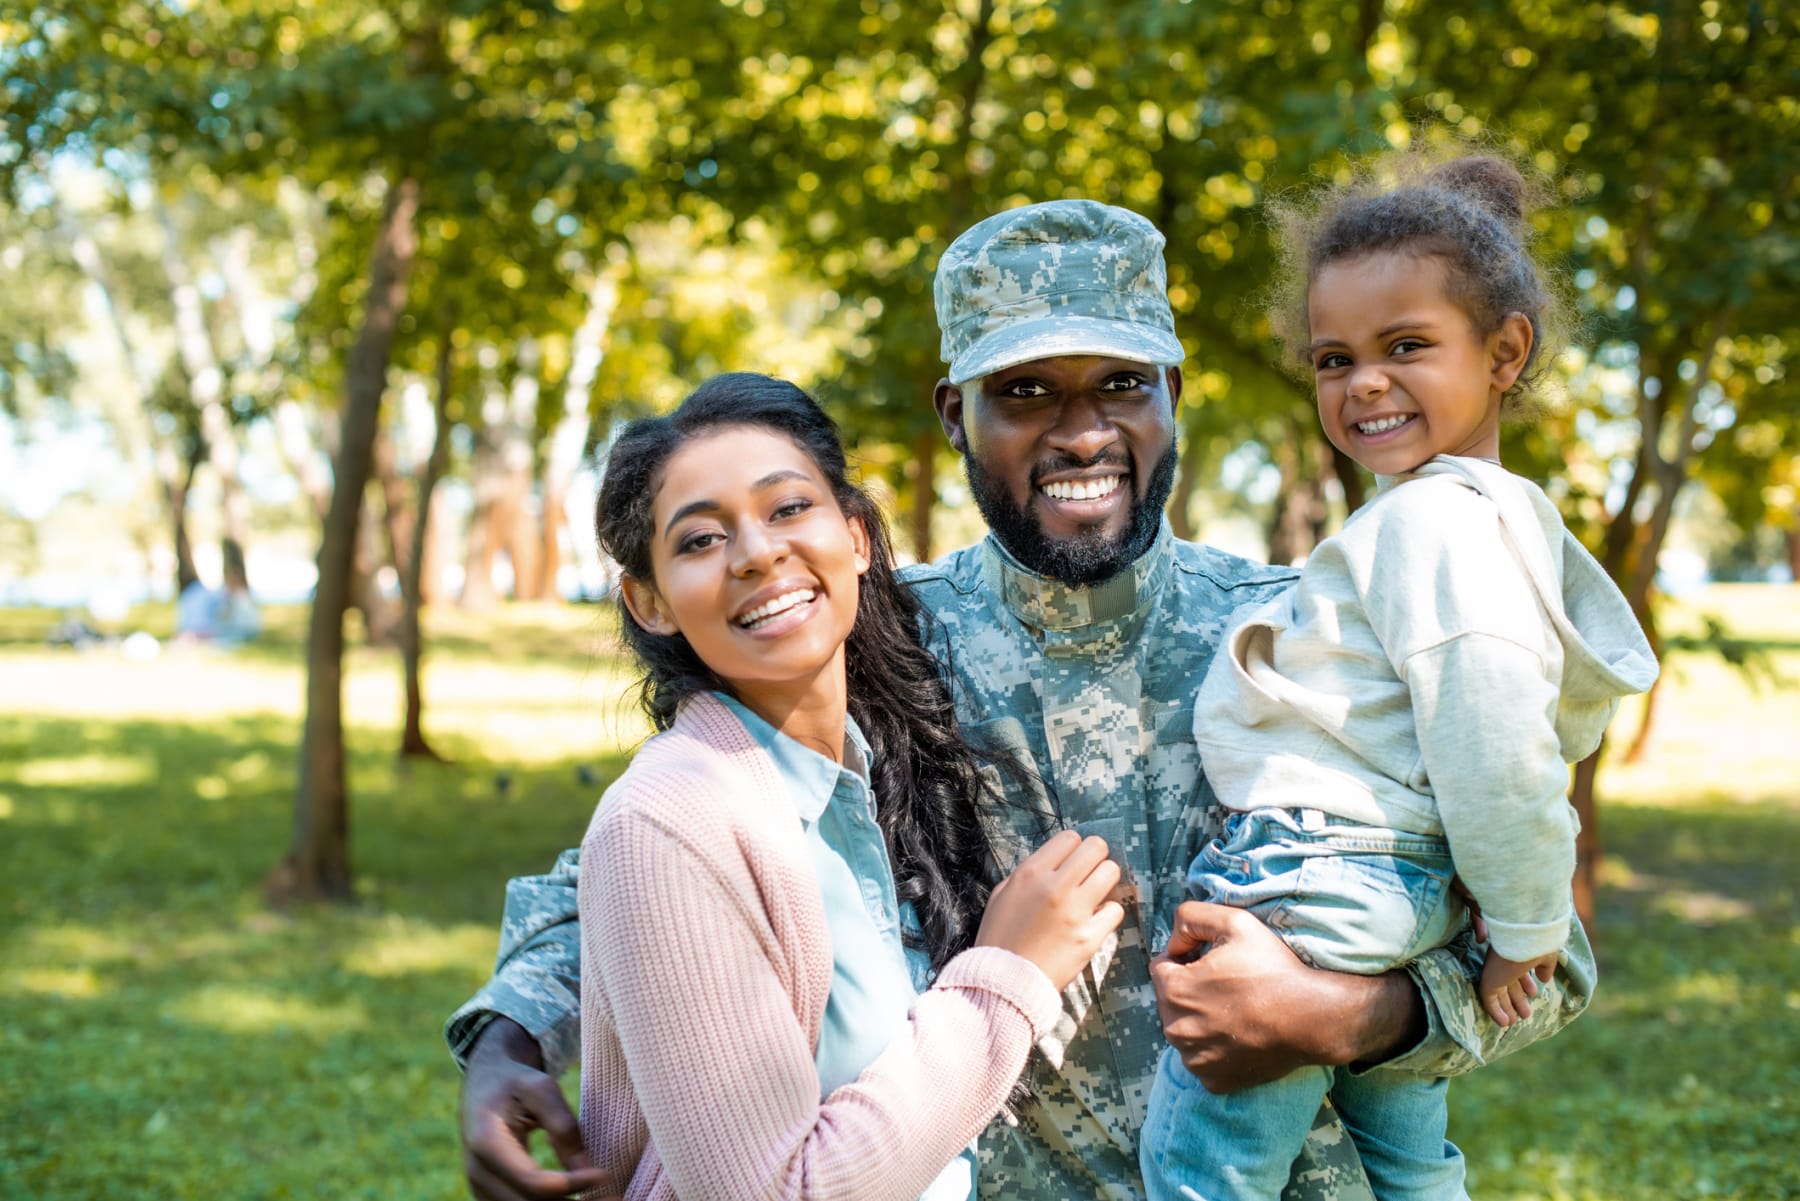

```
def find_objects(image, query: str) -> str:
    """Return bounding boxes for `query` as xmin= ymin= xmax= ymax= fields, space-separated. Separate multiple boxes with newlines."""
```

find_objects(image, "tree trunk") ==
xmin=501 ymin=340 xmax=544 ymax=600
xmin=460 ymin=371 xmax=516 ymax=610
xmin=1569 ymin=744 xmax=1604 ymax=941
xmin=1789 ymin=513 xmax=1800 ymax=583
xmin=269 ymin=174 xmax=420 ymax=906
xmin=400 ymin=337 xmax=455 ymax=760
xmin=910 ymin=428 xmax=937 ymax=564
xmin=164 ymin=439 xmax=205 ymax=594
xmin=157 ymin=199 xmax=253 ymax=551
xmin=530 ymin=270 xmax=619 ymax=601
xmin=1168 ymin=432 xmax=1204 ymax=541
xmin=1329 ymin=443 xmax=1368 ymax=515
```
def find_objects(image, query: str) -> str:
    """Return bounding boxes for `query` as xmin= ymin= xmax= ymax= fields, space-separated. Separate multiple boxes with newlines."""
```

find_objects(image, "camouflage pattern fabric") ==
xmin=445 ymin=521 xmax=1597 ymax=1201
xmin=934 ymin=200 xmax=1186 ymax=385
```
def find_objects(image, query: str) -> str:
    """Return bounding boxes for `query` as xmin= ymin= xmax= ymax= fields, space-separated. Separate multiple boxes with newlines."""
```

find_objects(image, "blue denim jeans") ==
xmin=1138 ymin=808 xmax=1470 ymax=1201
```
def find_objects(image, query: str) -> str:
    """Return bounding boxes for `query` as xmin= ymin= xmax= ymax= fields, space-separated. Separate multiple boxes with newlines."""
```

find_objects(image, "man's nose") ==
xmin=1044 ymin=395 xmax=1118 ymax=461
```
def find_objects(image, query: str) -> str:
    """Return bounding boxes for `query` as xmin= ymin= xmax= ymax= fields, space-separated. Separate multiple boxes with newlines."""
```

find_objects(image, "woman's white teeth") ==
xmin=1357 ymin=414 xmax=1414 ymax=434
xmin=1041 ymin=475 xmax=1122 ymax=502
xmin=738 ymin=588 xmax=814 ymax=628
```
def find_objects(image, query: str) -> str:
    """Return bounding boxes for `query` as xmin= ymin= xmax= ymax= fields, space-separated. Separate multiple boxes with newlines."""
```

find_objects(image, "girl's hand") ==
xmin=975 ymin=830 xmax=1126 ymax=991
xmin=1478 ymin=948 xmax=1559 ymax=1027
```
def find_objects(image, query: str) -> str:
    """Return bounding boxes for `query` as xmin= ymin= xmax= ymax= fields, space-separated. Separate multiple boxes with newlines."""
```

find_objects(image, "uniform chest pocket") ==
xmin=963 ymin=716 xmax=1059 ymax=879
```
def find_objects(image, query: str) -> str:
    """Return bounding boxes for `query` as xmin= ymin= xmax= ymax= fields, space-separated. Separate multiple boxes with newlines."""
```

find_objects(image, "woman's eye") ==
xmin=677 ymin=531 xmax=721 ymax=554
xmin=772 ymin=498 xmax=813 ymax=520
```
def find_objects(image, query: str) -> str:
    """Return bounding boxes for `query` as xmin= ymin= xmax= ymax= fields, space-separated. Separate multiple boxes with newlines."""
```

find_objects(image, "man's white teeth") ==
xmin=1041 ymin=476 xmax=1123 ymax=502
xmin=1356 ymin=414 xmax=1414 ymax=434
xmin=738 ymin=588 xmax=814 ymax=628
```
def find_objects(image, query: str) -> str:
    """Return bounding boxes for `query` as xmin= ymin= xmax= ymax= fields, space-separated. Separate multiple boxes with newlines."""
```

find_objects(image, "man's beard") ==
xmin=962 ymin=443 xmax=1178 ymax=588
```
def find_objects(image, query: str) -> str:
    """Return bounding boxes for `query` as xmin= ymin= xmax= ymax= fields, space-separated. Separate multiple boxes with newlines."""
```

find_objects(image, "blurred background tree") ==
xmin=3 ymin=0 xmax=1793 ymax=912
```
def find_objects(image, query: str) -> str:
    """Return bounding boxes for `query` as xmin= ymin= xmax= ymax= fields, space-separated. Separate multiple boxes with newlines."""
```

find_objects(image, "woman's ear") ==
xmin=619 ymin=574 xmax=678 ymax=636
xmin=1490 ymin=312 xmax=1535 ymax=394
xmin=848 ymin=515 xmax=871 ymax=576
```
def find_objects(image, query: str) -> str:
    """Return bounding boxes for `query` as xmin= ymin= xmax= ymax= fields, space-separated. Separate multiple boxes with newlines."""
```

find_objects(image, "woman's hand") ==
xmin=975 ymin=830 xmax=1125 ymax=991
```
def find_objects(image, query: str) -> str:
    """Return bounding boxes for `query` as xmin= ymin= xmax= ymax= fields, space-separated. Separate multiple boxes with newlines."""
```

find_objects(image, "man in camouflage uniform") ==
xmin=448 ymin=201 xmax=1595 ymax=1201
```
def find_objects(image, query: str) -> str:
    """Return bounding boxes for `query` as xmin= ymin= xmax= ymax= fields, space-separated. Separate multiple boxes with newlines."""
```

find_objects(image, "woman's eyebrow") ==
xmin=661 ymin=470 xmax=814 ymax=536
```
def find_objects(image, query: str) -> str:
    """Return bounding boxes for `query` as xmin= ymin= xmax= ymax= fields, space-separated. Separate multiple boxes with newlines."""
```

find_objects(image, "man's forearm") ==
xmin=1336 ymin=968 xmax=1428 ymax=1069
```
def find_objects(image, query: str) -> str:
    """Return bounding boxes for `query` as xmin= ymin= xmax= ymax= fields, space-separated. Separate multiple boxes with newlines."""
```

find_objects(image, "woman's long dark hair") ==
xmin=595 ymin=373 xmax=997 ymax=977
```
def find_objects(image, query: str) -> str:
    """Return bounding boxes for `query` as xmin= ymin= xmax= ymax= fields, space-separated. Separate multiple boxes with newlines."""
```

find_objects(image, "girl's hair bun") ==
xmin=1424 ymin=155 xmax=1529 ymax=229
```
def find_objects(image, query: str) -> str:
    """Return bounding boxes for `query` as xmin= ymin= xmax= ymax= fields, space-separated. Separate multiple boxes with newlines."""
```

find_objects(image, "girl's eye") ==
xmin=676 ymin=531 xmax=722 ymax=554
xmin=1391 ymin=338 xmax=1427 ymax=355
xmin=1315 ymin=353 xmax=1350 ymax=371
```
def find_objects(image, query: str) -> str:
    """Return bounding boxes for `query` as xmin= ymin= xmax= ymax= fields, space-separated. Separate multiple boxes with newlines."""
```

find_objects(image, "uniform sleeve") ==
xmin=1381 ymin=912 xmax=1596 ymax=1078
xmin=444 ymin=847 xmax=585 ymax=1073
xmin=582 ymin=812 xmax=1062 ymax=1201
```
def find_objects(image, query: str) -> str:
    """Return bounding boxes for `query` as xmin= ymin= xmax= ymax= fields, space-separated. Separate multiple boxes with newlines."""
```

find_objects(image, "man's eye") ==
xmin=1001 ymin=381 xmax=1050 ymax=399
xmin=1100 ymin=375 xmax=1149 ymax=393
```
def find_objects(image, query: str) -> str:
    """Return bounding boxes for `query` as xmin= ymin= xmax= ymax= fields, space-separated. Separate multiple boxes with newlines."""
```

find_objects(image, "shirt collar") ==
xmin=711 ymin=691 xmax=873 ymax=824
xmin=981 ymin=518 xmax=1175 ymax=634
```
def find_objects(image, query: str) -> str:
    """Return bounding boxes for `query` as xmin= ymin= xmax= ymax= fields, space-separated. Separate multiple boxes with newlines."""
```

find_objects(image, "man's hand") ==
xmin=461 ymin=1017 xmax=613 ymax=1201
xmin=1148 ymin=901 xmax=1425 ymax=1094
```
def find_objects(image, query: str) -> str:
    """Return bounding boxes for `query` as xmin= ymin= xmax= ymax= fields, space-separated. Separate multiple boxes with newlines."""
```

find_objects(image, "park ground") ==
xmin=1 ymin=587 xmax=1795 ymax=1200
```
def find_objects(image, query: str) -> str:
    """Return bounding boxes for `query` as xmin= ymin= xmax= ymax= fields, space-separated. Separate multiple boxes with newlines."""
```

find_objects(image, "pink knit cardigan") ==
xmin=577 ymin=692 xmax=1063 ymax=1201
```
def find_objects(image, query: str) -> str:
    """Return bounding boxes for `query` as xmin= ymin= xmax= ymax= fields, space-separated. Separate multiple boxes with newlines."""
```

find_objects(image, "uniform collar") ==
xmin=981 ymin=520 xmax=1174 ymax=635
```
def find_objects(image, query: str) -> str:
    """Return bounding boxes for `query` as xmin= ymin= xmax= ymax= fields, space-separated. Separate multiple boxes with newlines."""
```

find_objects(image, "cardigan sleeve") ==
xmin=580 ymin=807 xmax=1060 ymax=1201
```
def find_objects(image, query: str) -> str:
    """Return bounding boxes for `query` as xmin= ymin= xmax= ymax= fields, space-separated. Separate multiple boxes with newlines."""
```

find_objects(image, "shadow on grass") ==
xmin=1448 ymin=797 xmax=1800 ymax=1200
xmin=0 ymin=602 xmax=628 ymax=675
xmin=0 ymin=710 xmax=626 ymax=1200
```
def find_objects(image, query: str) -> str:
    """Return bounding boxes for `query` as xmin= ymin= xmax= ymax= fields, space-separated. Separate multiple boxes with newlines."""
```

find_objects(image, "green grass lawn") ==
xmin=2 ymin=588 xmax=1795 ymax=1199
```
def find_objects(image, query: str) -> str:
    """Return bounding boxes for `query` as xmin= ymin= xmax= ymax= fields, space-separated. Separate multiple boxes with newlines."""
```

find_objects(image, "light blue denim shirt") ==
xmin=714 ymin=693 xmax=975 ymax=1201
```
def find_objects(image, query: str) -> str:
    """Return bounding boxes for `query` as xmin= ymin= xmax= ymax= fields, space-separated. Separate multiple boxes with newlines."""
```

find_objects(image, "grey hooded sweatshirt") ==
xmin=1192 ymin=456 xmax=1659 ymax=961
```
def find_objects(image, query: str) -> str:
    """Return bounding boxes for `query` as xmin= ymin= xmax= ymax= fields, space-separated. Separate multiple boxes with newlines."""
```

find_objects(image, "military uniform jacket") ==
xmin=447 ymin=523 xmax=1597 ymax=1201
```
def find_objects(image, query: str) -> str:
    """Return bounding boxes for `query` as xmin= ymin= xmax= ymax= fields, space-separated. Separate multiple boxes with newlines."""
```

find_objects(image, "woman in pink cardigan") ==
xmin=578 ymin=374 xmax=1124 ymax=1201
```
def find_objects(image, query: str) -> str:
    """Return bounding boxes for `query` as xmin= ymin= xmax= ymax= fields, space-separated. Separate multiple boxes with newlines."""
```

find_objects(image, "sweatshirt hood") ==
xmin=1409 ymin=457 xmax=1659 ymax=760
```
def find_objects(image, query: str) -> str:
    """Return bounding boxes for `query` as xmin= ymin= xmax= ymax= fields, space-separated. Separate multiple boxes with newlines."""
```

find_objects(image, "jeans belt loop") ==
xmin=1298 ymin=807 xmax=1327 ymax=833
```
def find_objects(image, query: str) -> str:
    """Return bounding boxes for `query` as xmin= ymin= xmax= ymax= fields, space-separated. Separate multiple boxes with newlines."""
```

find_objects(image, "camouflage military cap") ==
xmin=935 ymin=200 xmax=1185 ymax=385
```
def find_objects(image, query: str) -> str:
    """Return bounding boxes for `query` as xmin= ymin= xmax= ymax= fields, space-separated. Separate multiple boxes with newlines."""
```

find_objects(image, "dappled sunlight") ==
xmin=8 ymin=966 xmax=105 ymax=1000
xmin=11 ymin=752 xmax=154 ymax=788
xmin=342 ymin=918 xmax=497 ymax=979
xmin=1665 ymin=970 xmax=1749 ymax=1007
xmin=165 ymin=983 xmax=369 ymax=1034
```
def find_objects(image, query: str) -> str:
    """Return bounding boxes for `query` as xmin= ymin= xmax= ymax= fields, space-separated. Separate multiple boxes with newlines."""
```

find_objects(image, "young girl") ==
xmin=1138 ymin=157 xmax=1658 ymax=1200
xmin=579 ymin=373 xmax=1126 ymax=1201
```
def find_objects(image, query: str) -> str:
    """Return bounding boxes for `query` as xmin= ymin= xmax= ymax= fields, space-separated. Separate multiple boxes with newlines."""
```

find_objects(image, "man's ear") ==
xmin=1489 ymin=313 xmax=1534 ymax=394
xmin=619 ymin=574 xmax=678 ymax=636
xmin=1164 ymin=364 xmax=1184 ymax=416
xmin=933 ymin=378 xmax=968 ymax=454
